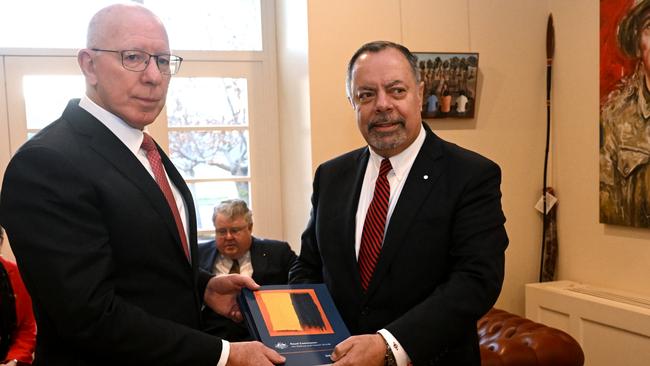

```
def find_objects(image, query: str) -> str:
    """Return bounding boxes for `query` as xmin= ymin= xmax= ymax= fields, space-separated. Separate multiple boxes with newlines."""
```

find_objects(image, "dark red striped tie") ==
xmin=358 ymin=158 xmax=392 ymax=291
xmin=141 ymin=133 xmax=190 ymax=260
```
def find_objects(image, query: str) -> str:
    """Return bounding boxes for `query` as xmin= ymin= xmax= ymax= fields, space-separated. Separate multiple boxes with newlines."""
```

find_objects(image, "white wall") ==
xmin=276 ymin=0 xmax=313 ymax=253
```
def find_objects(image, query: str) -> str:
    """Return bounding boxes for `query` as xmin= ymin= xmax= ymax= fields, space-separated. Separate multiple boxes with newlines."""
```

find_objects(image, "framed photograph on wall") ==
xmin=413 ymin=52 xmax=479 ymax=119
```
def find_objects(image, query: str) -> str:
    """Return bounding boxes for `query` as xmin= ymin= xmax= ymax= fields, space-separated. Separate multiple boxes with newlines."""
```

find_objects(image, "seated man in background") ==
xmin=198 ymin=199 xmax=297 ymax=341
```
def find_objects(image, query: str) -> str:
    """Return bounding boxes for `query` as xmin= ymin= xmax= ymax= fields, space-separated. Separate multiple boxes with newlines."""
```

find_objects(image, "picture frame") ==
xmin=413 ymin=52 xmax=479 ymax=119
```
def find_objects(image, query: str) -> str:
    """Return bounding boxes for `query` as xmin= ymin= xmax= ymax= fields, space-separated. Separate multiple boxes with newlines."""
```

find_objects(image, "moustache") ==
xmin=368 ymin=115 xmax=405 ymax=130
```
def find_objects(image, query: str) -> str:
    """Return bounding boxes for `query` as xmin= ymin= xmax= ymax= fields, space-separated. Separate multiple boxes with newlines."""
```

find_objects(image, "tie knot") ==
xmin=141 ymin=133 xmax=157 ymax=153
xmin=379 ymin=158 xmax=392 ymax=177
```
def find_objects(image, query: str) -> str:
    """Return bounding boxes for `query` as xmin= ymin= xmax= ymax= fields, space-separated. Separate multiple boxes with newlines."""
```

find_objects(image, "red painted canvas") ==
xmin=600 ymin=0 xmax=635 ymax=104
xmin=600 ymin=0 xmax=650 ymax=228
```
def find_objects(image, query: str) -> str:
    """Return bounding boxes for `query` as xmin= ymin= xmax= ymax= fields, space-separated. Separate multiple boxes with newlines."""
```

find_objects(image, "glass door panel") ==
xmin=4 ymin=56 xmax=82 ymax=153
xmin=161 ymin=61 xmax=278 ymax=238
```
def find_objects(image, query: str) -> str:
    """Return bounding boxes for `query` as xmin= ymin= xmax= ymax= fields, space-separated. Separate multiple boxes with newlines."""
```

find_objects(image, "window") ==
xmin=0 ymin=0 xmax=282 ymax=242
xmin=152 ymin=0 xmax=263 ymax=51
xmin=165 ymin=75 xmax=253 ymax=235
xmin=2 ymin=57 xmax=83 ymax=152
xmin=0 ymin=0 xmax=262 ymax=51
xmin=24 ymin=75 xmax=85 ymax=136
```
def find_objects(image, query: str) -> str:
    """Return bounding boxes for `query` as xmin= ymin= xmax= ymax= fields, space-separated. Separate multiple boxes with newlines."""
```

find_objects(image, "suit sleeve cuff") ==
xmin=216 ymin=340 xmax=230 ymax=366
xmin=378 ymin=329 xmax=411 ymax=366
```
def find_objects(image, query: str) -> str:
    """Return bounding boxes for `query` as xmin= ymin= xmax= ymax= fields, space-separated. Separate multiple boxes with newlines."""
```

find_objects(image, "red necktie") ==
xmin=358 ymin=158 xmax=392 ymax=291
xmin=141 ymin=133 xmax=190 ymax=260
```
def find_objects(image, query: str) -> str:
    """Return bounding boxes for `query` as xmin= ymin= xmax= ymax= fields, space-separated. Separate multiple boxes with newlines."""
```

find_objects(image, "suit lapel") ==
xmin=365 ymin=127 xmax=445 ymax=297
xmin=160 ymin=150 xmax=197 ymax=265
xmin=345 ymin=150 xmax=371 ymax=292
xmin=207 ymin=242 xmax=220 ymax=272
xmin=249 ymin=240 xmax=268 ymax=282
xmin=64 ymin=100 xmax=192 ymax=266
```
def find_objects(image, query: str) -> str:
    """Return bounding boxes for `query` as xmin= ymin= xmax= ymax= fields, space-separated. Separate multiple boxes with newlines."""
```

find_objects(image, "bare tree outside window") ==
xmin=166 ymin=77 xmax=251 ymax=232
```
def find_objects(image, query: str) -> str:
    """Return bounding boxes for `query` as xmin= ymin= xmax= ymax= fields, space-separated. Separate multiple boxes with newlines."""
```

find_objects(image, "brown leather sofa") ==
xmin=477 ymin=308 xmax=584 ymax=366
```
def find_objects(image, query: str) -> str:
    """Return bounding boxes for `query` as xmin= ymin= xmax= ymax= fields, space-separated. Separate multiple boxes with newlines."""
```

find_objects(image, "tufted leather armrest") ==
xmin=477 ymin=308 xmax=584 ymax=366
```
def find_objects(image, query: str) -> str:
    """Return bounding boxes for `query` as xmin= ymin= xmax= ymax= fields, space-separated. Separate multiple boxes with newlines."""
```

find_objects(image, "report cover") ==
xmin=239 ymin=284 xmax=351 ymax=366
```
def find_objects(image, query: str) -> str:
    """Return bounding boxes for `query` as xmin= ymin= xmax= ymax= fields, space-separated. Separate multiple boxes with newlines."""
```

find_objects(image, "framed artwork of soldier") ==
xmin=413 ymin=52 xmax=479 ymax=119
xmin=599 ymin=0 xmax=650 ymax=228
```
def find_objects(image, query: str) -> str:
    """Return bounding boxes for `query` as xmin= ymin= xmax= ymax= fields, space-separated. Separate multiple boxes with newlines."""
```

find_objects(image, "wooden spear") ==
xmin=540 ymin=14 xmax=557 ymax=282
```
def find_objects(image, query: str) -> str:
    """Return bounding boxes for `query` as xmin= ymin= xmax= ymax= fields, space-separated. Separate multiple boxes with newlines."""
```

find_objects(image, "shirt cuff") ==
xmin=216 ymin=340 xmax=230 ymax=366
xmin=377 ymin=329 xmax=411 ymax=366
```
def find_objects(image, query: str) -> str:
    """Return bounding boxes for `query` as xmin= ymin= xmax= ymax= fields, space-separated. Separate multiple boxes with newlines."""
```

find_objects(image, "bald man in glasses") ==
xmin=0 ymin=4 xmax=283 ymax=366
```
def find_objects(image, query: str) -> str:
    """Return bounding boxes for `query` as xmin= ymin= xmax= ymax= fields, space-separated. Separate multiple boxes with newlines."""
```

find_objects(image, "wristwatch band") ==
xmin=383 ymin=337 xmax=398 ymax=366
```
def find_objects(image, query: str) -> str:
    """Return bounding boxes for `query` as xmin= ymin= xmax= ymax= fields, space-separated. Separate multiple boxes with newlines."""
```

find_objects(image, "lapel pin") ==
xmin=423 ymin=175 xmax=429 ymax=180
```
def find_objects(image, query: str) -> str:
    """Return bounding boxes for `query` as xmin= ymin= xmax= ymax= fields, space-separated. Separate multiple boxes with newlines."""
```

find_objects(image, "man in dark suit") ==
xmin=197 ymin=199 xmax=297 ymax=341
xmin=0 ymin=4 xmax=283 ymax=366
xmin=289 ymin=41 xmax=508 ymax=366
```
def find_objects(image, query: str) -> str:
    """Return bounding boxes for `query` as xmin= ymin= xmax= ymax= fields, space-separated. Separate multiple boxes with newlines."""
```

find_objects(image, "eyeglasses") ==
xmin=216 ymin=226 xmax=249 ymax=237
xmin=91 ymin=48 xmax=183 ymax=75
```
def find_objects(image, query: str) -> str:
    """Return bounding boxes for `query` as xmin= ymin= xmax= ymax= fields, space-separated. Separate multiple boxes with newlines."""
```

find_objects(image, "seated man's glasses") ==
xmin=91 ymin=49 xmax=183 ymax=75
xmin=216 ymin=226 xmax=248 ymax=237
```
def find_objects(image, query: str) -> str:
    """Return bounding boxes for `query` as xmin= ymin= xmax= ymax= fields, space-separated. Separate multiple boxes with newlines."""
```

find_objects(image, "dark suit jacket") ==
xmin=197 ymin=237 xmax=297 ymax=340
xmin=290 ymin=123 xmax=508 ymax=366
xmin=0 ymin=99 xmax=221 ymax=365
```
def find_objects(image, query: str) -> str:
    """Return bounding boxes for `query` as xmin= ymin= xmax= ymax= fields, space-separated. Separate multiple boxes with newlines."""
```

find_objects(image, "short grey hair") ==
xmin=212 ymin=199 xmax=253 ymax=226
xmin=346 ymin=40 xmax=420 ymax=98
xmin=0 ymin=225 xmax=4 ymax=245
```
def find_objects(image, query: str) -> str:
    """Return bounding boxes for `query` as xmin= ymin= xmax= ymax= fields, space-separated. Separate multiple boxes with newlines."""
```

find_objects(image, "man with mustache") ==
xmin=0 ymin=3 xmax=283 ymax=366
xmin=290 ymin=41 xmax=508 ymax=365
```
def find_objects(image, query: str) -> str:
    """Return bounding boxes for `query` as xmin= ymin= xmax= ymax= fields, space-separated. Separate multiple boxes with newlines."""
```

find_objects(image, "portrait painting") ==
xmin=600 ymin=0 xmax=650 ymax=228
xmin=413 ymin=52 xmax=478 ymax=119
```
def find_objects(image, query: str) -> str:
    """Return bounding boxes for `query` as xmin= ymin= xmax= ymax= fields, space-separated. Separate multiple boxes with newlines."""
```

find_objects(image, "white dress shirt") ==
xmin=213 ymin=251 xmax=254 ymax=277
xmin=354 ymin=124 xmax=426 ymax=366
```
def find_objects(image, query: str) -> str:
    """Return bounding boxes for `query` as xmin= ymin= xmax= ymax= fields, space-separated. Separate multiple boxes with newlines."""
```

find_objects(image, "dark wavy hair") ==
xmin=618 ymin=1 xmax=650 ymax=58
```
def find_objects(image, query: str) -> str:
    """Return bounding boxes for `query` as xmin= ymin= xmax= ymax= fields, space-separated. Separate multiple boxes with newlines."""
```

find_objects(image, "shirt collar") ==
xmin=79 ymin=96 xmax=146 ymax=155
xmin=639 ymin=73 xmax=650 ymax=120
xmin=219 ymin=250 xmax=251 ymax=265
xmin=368 ymin=124 xmax=426 ymax=181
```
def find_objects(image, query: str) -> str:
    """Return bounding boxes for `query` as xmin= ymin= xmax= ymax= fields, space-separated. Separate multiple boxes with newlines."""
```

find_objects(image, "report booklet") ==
xmin=238 ymin=284 xmax=351 ymax=366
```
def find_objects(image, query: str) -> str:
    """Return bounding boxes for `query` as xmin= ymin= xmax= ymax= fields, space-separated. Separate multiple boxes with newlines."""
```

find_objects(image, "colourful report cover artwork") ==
xmin=255 ymin=288 xmax=334 ymax=336
xmin=239 ymin=284 xmax=350 ymax=366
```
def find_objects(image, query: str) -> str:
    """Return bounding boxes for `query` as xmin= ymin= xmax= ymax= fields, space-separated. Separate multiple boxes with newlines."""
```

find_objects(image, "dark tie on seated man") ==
xmin=198 ymin=199 xmax=298 ymax=341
